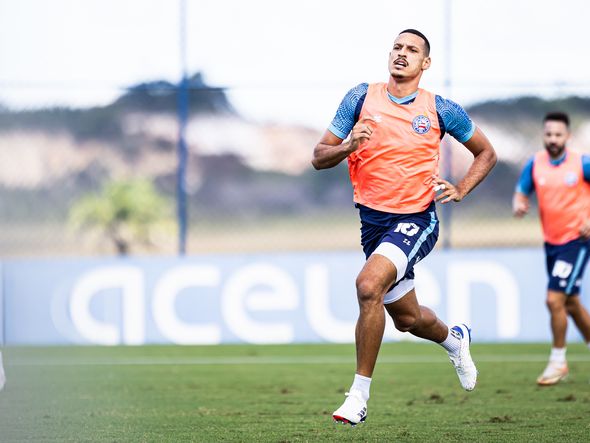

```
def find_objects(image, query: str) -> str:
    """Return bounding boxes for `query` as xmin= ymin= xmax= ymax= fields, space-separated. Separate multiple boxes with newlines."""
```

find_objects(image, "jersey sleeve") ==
xmin=516 ymin=156 xmax=535 ymax=195
xmin=435 ymin=95 xmax=476 ymax=143
xmin=582 ymin=154 xmax=590 ymax=182
xmin=328 ymin=83 xmax=368 ymax=139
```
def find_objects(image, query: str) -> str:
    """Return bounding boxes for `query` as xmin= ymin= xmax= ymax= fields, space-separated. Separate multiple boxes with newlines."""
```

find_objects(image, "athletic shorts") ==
xmin=358 ymin=201 xmax=439 ymax=304
xmin=545 ymin=237 xmax=590 ymax=295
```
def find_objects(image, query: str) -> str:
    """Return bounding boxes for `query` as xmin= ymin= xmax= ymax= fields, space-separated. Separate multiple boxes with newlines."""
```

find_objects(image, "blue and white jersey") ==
xmin=328 ymin=82 xmax=475 ymax=143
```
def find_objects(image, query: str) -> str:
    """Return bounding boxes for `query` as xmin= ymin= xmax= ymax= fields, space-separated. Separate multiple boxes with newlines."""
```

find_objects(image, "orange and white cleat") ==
xmin=537 ymin=362 xmax=569 ymax=386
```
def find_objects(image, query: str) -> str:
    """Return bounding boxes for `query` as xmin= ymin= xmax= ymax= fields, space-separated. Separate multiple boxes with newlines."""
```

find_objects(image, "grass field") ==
xmin=1 ymin=342 xmax=589 ymax=442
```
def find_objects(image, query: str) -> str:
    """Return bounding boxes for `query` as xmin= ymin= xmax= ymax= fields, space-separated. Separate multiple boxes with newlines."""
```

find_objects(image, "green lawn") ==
xmin=1 ymin=343 xmax=589 ymax=442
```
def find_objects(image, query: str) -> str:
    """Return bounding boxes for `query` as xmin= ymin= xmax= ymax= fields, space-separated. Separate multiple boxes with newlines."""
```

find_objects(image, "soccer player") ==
xmin=312 ymin=29 xmax=497 ymax=425
xmin=513 ymin=111 xmax=590 ymax=386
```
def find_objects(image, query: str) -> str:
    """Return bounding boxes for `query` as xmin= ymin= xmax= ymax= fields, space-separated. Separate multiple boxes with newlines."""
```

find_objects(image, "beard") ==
xmin=545 ymin=142 xmax=566 ymax=158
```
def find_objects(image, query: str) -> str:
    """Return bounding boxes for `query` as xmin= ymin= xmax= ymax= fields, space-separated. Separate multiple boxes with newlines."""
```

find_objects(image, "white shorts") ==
xmin=372 ymin=241 xmax=408 ymax=284
xmin=383 ymin=277 xmax=414 ymax=304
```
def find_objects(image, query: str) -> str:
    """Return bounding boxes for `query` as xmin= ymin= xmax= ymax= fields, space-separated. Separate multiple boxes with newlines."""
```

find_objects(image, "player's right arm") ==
xmin=512 ymin=157 xmax=534 ymax=217
xmin=312 ymin=83 xmax=371 ymax=170
xmin=512 ymin=192 xmax=530 ymax=218
xmin=312 ymin=118 xmax=375 ymax=170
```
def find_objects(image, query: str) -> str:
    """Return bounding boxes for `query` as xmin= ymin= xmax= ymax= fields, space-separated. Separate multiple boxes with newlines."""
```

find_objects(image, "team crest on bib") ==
xmin=412 ymin=115 xmax=431 ymax=134
xmin=564 ymin=171 xmax=578 ymax=186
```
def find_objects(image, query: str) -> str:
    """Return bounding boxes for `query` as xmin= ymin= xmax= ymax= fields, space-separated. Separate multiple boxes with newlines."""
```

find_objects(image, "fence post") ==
xmin=176 ymin=0 xmax=189 ymax=255
xmin=441 ymin=0 xmax=453 ymax=249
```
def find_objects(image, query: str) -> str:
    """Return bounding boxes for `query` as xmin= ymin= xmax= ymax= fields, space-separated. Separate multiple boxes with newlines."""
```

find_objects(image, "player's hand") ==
xmin=432 ymin=176 xmax=464 ymax=204
xmin=349 ymin=116 xmax=378 ymax=151
xmin=579 ymin=219 xmax=590 ymax=239
xmin=512 ymin=193 xmax=529 ymax=218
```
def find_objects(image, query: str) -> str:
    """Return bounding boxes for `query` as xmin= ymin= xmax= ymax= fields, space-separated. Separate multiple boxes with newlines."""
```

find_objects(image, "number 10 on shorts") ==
xmin=394 ymin=222 xmax=420 ymax=237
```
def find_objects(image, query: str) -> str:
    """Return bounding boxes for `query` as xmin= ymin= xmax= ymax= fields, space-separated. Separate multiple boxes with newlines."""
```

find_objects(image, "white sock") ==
xmin=587 ymin=342 xmax=590 ymax=351
xmin=439 ymin=328 xmax=461 ymax=355
xmin=550 ymin=347 xmax=566 ymax=364
xmin=350 ymin=374 xmax=371 ymax=402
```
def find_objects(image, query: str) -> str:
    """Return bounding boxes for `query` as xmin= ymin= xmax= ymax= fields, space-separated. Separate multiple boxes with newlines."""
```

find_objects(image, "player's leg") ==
xmin=355 ymin=253 xmax=397 ymax=376
xmin=384 ymin=288 xmax=477 ymax=391
xmin=384 ymin=288 xmax=446 ymax=341
xmin=547 ymin=290 xmax=568 ymax=348
xmin=537 ymin=241 xmax=578 ymax=385
xmin=332 ymin=253 xmax=397 ymax=425
xmin=565 ymin=294 xmax=590 ymax=343
xmin=377 ymin=206 xmax=476 ymax=390
xmin=562 ymin=241 xmax=590 ymax=347
xmin=537 ymin=289 xmax=569 ymax=385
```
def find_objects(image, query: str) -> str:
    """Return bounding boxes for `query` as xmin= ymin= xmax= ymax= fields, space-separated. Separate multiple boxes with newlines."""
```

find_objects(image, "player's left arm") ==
xmin=435 ymin=128 xmax=497 ymax=203
xmin=433 ymin=97 xmax=497 ymax=203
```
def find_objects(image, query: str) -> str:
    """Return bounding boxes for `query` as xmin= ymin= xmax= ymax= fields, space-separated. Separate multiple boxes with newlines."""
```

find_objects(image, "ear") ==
xmin=422 ymin=56 xmax=431 ymax=71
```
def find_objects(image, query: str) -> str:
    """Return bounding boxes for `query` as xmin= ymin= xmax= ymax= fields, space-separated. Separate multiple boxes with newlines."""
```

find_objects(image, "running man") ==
xmin=513 ymin=111 xmax=590 ymax=386
xmin=312 ymin=29 xmax=497 ymax=425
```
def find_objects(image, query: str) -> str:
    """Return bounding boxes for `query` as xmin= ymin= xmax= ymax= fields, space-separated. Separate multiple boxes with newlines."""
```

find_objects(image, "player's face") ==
xmin=388 ymin=33 xmax=431 ymax=80
xmin=543 ymin=120 xmax=569 ymax=159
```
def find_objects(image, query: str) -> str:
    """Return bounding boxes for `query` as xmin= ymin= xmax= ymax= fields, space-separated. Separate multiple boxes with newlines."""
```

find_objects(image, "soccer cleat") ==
xmin=536 ymin=362 xmax=568 ymax=386
xmin=448 ymin=324 xmax=478 ymax=391
xmin=0 ymin=351 xmax=5 ymax=391
xmin=332 ymin=390 xmax=367 ymax=426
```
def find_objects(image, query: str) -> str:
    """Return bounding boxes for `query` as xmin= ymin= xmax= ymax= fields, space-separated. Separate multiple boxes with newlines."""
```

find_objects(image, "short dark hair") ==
xmin=399 ymin=29 xmax=430 ymax=55
xmin=544 ymin=112 xmax=570 ymax=128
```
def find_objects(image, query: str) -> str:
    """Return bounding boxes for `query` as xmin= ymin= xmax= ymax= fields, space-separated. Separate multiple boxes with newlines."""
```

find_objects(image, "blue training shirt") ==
xmin=328 ymin=82 xmax=476 ymax=143
xmin=516 ymin=152 xmax=590 ymax=195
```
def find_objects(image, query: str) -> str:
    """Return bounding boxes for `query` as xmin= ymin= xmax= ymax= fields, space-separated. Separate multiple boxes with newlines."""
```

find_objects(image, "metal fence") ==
xmin=4 ymin=80 xmax=590 ymax=257
xmin=2 ymin=1 xmax=590 ymax=257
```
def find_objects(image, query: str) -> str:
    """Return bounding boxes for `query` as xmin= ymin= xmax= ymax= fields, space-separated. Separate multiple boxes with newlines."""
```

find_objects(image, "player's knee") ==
xmin=393 ymin=313 xmax=419 ymax=332
xmin=565 ymin=297 xmax=580 ymax=314
xmin=546 ymin=297 xmax=565 ymax=313
xmin=356 ymin=277 xmax=382 ymax=306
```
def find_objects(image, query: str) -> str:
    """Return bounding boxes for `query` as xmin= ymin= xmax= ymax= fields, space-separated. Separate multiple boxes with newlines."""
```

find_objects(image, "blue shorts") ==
xmin=358 ymin=201 xmax=439 ymax=303
xmin=545 ymin=237 xmax=590 ymax=295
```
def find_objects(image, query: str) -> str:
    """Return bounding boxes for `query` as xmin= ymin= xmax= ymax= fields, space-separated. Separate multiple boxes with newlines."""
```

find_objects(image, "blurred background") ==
xmin=1 ymin=0 xmax=590 ymax=258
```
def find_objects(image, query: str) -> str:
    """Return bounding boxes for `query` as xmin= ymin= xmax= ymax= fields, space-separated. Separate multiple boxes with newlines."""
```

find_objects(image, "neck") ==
xmin=387 ymin=75 xmax=421 ymax=98
xmin=549 ymin=149 xmax=566 ymax=161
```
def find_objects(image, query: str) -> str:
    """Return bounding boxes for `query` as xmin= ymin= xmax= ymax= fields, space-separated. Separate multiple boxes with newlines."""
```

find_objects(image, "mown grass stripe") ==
xmin=8 ymin=354 xmax=590 ymax=366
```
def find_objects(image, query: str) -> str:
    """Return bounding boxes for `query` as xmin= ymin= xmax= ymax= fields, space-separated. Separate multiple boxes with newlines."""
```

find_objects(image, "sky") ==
xmin=1 ymin=0 xmax=590 ymax=130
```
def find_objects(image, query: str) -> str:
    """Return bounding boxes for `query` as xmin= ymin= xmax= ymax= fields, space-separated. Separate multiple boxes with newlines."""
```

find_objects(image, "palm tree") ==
xmin=69 ymin=178 xmax=170 ymax=255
